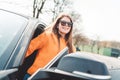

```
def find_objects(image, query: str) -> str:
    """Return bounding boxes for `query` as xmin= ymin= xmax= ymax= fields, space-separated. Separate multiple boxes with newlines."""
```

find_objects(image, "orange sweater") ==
xmin=25 ymin=31 xmax=67 ymax=75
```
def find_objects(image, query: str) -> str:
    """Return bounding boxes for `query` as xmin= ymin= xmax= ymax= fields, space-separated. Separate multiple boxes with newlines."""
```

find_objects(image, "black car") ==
xmin=1 ymin=9 xmax=120 ymax=80
xmin=0 ymin=9 xmax=46 ymax=80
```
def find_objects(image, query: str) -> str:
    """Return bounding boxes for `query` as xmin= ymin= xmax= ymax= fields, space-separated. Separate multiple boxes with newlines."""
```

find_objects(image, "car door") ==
xmin=0 ymin=9 xmax=46 ymax=80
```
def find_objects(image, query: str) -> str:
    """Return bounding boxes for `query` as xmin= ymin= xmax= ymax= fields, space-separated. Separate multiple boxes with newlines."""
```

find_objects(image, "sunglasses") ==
xmin=59 ymin=20 xmax=73 ymax=27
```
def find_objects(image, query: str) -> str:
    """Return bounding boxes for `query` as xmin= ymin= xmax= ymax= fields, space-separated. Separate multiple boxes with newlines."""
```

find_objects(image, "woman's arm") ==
xmin=25 ymin=32 xmax=47 ymax=57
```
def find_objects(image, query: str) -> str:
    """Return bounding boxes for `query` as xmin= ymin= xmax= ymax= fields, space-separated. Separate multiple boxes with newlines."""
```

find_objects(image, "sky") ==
xmin=73 ymin=0 xmax=120 ymax=41
xmin=0 ymin=0 xmax=33 ymax=16
xmin=0 ymin=0 xmax=120 ymax=42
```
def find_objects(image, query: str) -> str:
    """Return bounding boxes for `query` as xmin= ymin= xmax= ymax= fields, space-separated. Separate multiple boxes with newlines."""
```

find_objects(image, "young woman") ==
xmin=24 ymin=13 xmax=76 ymax=80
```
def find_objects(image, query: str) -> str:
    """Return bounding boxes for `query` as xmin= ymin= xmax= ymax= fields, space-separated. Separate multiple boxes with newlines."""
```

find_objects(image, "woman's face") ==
xmin=58 ymin=17 xmax=72 ymax=37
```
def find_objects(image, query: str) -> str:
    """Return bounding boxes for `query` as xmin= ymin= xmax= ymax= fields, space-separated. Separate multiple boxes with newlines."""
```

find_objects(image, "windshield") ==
xmin=0 ymin=10 xmax=28 ymax=57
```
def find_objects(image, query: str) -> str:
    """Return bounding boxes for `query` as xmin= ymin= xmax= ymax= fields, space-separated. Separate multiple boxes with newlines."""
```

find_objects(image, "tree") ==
xmin=73 ymin=28 xmax=88 ymax=51
xmin=50 ymin=0 xmax=73 ymax=21
xmin=33 ymin=0 xmax=74 ymax=19
xmin=90 ymin=40 xmax=96 ymax=52
xmin=52 ymin=0 xmax=65 ymax=20
xmin=33 ymin=0 xmax=47 ymax=18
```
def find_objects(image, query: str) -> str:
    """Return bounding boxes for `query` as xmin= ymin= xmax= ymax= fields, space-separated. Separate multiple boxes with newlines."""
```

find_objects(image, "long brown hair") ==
xmin=52 ymin=13 xmax=74 ymax=53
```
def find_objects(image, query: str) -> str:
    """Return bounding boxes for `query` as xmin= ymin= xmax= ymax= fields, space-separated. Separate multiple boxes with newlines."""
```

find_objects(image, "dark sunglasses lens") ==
xmin=68 ymin=23 xmax=72 ymax=27
xmin=60 ymin=21 xmax=72 ymax=27
xmin=61 ymin=21 xmax=66 ymax=26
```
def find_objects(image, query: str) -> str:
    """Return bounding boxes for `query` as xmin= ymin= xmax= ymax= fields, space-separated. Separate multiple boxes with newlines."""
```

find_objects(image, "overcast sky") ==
xmin=73 ymin=0 xmax=120 ymax=41
xmin=0 ymin=0 xmax=120 ymax=42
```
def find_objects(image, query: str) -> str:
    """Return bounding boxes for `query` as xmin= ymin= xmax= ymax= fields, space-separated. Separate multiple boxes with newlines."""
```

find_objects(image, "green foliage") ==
xmin=79 ymin=45 xmax=112 ymax=57
xmin=99 ymin=47 xmax=104 ymax=55
xmin=84 ymin=45 xmax=92 ymax=52
xmin=103 ymin=48 xmax=111 ymax=56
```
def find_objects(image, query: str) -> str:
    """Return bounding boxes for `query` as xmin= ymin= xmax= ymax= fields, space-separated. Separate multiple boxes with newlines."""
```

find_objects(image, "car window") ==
xmin=0 ymin=10 xmax=28 ymax=60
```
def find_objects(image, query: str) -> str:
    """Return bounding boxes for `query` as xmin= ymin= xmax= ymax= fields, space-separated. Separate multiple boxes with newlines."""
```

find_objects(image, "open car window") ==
xmin=28 ymin=47 xmax=69 ymax=80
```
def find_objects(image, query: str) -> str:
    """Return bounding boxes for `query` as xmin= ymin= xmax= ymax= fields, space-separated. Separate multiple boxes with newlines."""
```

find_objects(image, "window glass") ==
xmin=0 ymin=10 xmax=28 ymax=57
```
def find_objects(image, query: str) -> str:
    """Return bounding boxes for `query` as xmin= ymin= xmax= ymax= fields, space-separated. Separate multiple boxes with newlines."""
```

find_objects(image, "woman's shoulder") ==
xmin=44 ymin=30 xmax=53 ymax=35
xmin=44 ymin=30 xmax=57 ymax=39
xmin=41 ymin=30 xmax=54 ymax=38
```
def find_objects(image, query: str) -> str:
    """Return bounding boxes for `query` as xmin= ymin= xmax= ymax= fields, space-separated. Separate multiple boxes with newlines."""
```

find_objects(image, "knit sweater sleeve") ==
xmin=25 ymin=31 xmax=47 ymax=57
